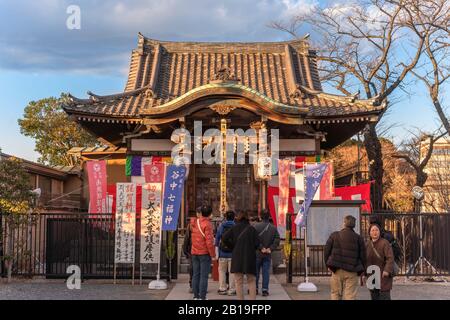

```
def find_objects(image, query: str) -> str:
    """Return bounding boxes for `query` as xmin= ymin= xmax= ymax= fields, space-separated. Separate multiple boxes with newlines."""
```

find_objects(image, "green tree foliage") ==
xmin=0 ymin=156 xmax=33 ymax=214
xmin=18 ymin=94 xmax=98 ymax=166
xmin=0 ymin=156 xmax=38 ymax=280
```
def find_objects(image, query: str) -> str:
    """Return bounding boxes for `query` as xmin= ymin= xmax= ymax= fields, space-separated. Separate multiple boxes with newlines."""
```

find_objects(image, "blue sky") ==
xmin=0 ymin=0 xmax=446 ymax=161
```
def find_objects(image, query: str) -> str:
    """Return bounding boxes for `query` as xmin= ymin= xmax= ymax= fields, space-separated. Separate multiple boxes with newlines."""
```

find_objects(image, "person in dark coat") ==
xmin=214 ymin=210 xmax=236 ymax=295
xmin=253 ymin=209 xmax=280 ymax=296
xmin=365 ymin=223 xmax=394 ymax=300
xmin=324 ymin=215 xmax=367 ymax=300
xmin=222 ymin=210 xmax=260 ymax=300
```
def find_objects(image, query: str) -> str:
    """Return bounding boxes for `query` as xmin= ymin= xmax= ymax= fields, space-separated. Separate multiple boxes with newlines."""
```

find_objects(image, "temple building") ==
xmin=63 ymin=33 xmax=386 ymax=225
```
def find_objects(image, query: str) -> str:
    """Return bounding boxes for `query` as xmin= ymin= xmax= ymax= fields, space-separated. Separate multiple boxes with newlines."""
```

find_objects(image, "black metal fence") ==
xmin=0 ymin=212 xmax=177 ymax=279
xmin=288 ymin=213 xmax=450 ymax=279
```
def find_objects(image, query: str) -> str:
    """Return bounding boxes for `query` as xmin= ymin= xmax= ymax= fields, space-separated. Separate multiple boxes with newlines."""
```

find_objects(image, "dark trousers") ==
xmin=188 ymin=257 xmax=193 ymax=288
xmin=256 ymin=255 xmax=271 ymax=291
xmin=192 ymin=254 xmax=211 ymax=300
xmin=370 ymin=289 xmax=391 ymax=300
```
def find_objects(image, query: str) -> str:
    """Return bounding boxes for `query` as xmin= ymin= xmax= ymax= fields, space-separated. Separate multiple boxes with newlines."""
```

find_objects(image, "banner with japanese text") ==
xmin=277 ymin=159 xmax=290 ymax=228
xmin=140 ymin=163 xmax=165 ymax=264
xmin=87 ymin=160 xmax=107 ymax=214
xmin=295 ymin=163 xmax=328 ymax=226
xmin=115 ymin=183 xmax=136 ymax=264
xmin=161 ymin=165 xmax=186 ymax=231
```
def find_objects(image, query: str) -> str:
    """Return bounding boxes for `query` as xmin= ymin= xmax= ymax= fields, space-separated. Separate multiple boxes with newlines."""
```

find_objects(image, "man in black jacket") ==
xmin=324 ymin=215 xmax=366 ymax=300
xmin=254 ymin=209 xmax=280 ymax=296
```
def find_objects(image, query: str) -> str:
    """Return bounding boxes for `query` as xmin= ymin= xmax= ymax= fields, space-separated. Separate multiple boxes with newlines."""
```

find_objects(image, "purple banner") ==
xmin=161 ymin=165 xmax=186 ymax=231
xmin=131 ymin=156 xmax=142 ymax=176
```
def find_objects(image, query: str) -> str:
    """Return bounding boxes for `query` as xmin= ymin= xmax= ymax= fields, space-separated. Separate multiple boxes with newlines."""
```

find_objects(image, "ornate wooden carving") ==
xmin=211 ymin=66 xmax=240 ymax=82
xmin=209 ymin=104 xmax=237 ymax=115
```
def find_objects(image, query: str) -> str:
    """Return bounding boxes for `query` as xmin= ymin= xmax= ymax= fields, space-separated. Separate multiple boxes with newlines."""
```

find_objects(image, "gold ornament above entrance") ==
xmin=209 ymin=100 xmax=241 ymax=115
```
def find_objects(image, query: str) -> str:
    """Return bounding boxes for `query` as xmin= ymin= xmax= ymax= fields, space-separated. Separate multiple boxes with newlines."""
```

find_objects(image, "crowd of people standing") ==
xmin=183 ymin=205 xmax=280 ymax=300
xmin=184 ymin=207 xmax=398 ymax=300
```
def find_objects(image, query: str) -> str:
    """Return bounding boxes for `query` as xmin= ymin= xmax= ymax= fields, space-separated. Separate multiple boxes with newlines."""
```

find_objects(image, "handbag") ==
xmin=370 ymin=240 xmax=398 ymax=276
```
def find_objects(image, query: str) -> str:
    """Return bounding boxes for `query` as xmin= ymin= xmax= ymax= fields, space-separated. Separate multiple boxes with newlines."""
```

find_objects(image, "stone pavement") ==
xmin=0 ymin=278 xmax=173 ymax=300
xmin=1 ymin=275 xmax=449 ymax=300
xmin=279 ymin=275 xmax=450 ymax=300
xmin=165 ymin=274 xmax=291 ymax=300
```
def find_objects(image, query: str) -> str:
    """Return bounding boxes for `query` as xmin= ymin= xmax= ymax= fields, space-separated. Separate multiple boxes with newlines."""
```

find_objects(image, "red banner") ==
xmin=143 ymin=163 xmax=165 ymax=183
xmin=320 ymin=163 xmax=334 ymax=200
xmin=87 ymin=160 xmax=107 ymax=214
xmin=278 ymin=159 xmax=291 ymax=227
xmin=268 ymin=186 xmax=297 ymax=237
xmin=335 ymin=183 xmax=372 ymax=213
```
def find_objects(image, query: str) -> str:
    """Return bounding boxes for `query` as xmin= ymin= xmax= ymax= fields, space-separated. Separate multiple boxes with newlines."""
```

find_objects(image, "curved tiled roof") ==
xmin=63 ymin=34 xmax=385 ymax=120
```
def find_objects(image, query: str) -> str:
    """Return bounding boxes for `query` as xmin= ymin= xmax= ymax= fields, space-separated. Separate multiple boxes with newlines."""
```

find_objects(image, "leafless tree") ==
xmin=392 ymin=128 xmax=446 ymax=189
xmin=399 ymin=0 xmax=450 ymax=135
xmin=270 ymin=0 xmax=435 ymax=209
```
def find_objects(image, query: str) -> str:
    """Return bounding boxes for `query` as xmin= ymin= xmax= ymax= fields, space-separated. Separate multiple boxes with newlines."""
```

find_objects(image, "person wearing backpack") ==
xmin=253 ymin=209 xmax=280 ymax=296
xmin=365 ymin=223 xmax=395 ymax=300
xmin=222 ymin=210 xmax=261 ymax=300
xmin=190 ymin=205 xmax=216 ymax=300
xmin=214 ymin=210 xmax=236 ymax=295
xmin=369 ymin=215 xmax=403 ymax=268
xmin=182 ymin=208 xmax=202 ymax=293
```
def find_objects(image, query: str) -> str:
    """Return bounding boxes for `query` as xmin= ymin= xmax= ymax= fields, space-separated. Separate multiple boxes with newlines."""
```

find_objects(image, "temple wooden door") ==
xmin=195 ymin=164 xmax=259 ymax=217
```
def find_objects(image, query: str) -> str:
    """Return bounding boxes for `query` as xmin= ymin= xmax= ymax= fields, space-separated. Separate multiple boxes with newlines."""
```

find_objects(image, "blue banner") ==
xmin=162 ymin=165 xmax=186 ymax=231
xmin=295 ymin=163 xmax=328 ymax=226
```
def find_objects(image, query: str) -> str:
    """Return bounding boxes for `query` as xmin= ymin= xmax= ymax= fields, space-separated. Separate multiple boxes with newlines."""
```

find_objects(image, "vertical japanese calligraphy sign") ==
xmin=161 ymin=165 xmax=186 ymax=231
xmin=295 ymin=163 xmax=328 ymax=226
xmin=87 ymin=160 xmax=107 ymax=214
xmin=141 ymin=163 xmax=165 ymax=264
xmin=278 ymin=159 xmax=291 ymax=228
xmin=115 ymin=183 xmax=136 ymax=264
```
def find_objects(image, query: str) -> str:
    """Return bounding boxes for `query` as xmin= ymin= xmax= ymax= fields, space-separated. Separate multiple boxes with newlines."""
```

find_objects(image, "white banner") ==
xmin=140 ymin=183 xmax=163 ymax=264
xmin=114 ymin=183 xmax=136 ymax=264
xmin=294 ymin=170 xmax=305 ymax=205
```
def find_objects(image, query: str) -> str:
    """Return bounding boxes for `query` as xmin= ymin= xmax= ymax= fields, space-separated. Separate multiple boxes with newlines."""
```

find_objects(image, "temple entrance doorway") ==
xmin=195 ymin=164 xmax=260 ymax=217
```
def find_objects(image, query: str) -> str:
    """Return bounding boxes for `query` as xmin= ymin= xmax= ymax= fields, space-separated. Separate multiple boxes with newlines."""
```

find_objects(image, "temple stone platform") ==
xmin=165 ymin=274 xmax=291 ymax=300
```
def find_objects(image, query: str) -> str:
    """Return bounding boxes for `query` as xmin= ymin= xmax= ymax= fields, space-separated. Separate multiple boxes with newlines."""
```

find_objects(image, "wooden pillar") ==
xmin=262 ymin=180 xmax=267 ymax=210
xmin=220 ymin=119 xmax=227 ymax=215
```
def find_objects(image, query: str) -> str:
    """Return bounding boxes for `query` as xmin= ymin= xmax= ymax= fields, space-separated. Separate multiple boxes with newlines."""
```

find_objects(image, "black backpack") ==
xmin=219 ymin=224 xmax=233 ymax=253
xmin=382 ymin=231 xmax=402 ymax=263
xmin=182 ymin=225 xmax=192 ymax=258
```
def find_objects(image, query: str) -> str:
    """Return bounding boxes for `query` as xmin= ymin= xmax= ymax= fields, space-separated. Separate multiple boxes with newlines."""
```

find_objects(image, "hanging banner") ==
xmin=294 ymin=169 xmax=305 ymax=205
xmin=140 ymin=163 xmax=165 ymax=264
xmin=141 ymin=183 xmax=163 ymax=264
xmin=144 ymin=163 xmax=165 ymax=183
xmin=320 ymin=162 xmax=334 ymax=200
xmin=278 ymin=159 xmax=290 ymax=227
xmin=141 ymin=157 xmax=152 ymax=176
xmin=87 ymin=160 xmax=107 ymax=214
xmin=335 ymin=182 xmax=372 ymax=212
xmin=115 ymin=183 xmax=136 ymax=264
xmin=161 ymin=165 xmax=186 ymax=231
xmin=295 ymin=163 xmax=328 ymax=226
xmin=131 ymin=156 xmax=142 ymax=176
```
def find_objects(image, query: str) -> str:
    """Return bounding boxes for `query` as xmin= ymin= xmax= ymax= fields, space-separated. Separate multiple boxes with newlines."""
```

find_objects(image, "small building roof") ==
xmin=0 ymin=152 xmax=70 ymax=179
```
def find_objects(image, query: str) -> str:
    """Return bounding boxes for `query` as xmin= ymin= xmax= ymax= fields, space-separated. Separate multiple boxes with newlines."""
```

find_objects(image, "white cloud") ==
xmin=0 ymin=0 xmax=318 ymax=74
xmin=281 ymin=0 xmax=318 ymax=17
